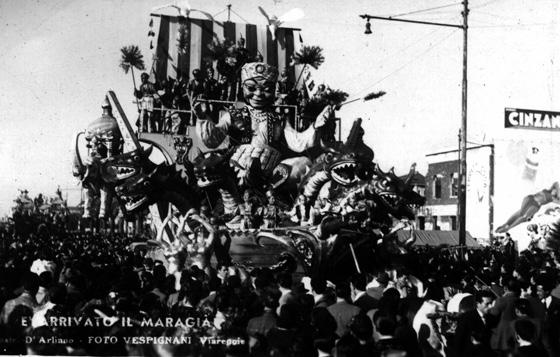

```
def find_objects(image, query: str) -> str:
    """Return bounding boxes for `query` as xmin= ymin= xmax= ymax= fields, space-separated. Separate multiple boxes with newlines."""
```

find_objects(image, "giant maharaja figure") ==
xmin=194 ymin=62 xmax=331 ymax=188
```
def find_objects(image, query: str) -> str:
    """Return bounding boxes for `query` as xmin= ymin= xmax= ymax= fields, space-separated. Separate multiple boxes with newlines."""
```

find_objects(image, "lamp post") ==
xmin=360 ymin=0 xmax=469 ymax=246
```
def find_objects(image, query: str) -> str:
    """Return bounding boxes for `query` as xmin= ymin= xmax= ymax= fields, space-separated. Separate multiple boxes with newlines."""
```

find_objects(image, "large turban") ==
xmin=241 ymin=62 xmax=278 ymax=83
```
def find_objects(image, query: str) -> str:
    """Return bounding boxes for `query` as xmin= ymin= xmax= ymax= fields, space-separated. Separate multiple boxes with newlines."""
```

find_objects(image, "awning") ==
xmin=397 ymin=230 xmax=479 ymax=247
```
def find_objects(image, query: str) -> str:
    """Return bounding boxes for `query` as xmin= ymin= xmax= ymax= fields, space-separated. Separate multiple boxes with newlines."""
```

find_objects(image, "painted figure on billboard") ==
xmin=495 ymin=182 xmax=560 ymax=233
xmin=522 ymin=146 xmax=540 ymax=181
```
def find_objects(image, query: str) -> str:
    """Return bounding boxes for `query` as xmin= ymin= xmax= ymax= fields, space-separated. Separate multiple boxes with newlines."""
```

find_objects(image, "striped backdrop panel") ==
xmin=154 ymin=16 xmax=299 ymax=84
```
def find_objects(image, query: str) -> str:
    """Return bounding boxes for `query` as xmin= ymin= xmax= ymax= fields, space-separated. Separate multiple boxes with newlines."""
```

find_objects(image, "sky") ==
xmin=0 ymin=0 xmax=559 ymax=216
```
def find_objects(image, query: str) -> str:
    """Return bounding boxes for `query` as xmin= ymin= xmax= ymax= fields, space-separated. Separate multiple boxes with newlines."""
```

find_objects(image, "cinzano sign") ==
xmin=505 ymin=108 xmax=560 ymax=130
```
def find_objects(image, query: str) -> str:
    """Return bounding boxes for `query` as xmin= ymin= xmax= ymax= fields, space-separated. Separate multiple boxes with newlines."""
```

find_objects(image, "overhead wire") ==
xmin=345 ymin=3 xmax=465 ymax=95
xmin=212 ymin=8 xmax=227 ymax=18
xmin=338 ymin=27 xmax=443 ymax=88
xmin=470 ymin=0 xmax=503 ymax=10
xmin=468 ymin=1 xmax=555 ymax=28
xmin=472 ymin=10 xmax=517 ymax=20
xmin=470 ymin=22 xmax=557 ymax=28
xmin=350 ymin=0 xmax=538 ymax=95
xmin=230 ymin=8 xmax=251 ymax=24
xmin=308 ymin=12 xmax=461 ymax=28
xmin=353 ymin=29 xmax=460 ymax=97
xmin=390 ymin=2 xmax=462 ymax=18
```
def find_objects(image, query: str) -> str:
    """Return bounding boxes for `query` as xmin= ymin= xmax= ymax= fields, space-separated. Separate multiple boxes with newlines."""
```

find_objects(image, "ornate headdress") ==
xmin=241 ymin=62 xmax=278 ymax=83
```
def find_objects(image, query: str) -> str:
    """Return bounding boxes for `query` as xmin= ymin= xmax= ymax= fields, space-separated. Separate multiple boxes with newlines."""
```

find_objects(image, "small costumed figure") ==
xmin=135 ymin=72 xmax=159 ymax=132
xmin=188 ymin=69 xmax=206 ymax=100
xmin=276 ymin=68 xmax=290 ymax=96
xmin=308 ymin=198 xmax=324 ymax=226
xmin=239 ymin=190 xmax=257 ymax=229
xmin=195 ymin=62 xmax=331 ymax=189
xmin=227 ymin=189 xmax=257 ymax=229
xmin=288 ymin=194 xmax=311 ymax=226
xmin=259 ymin=190 xmax=281 ymax=228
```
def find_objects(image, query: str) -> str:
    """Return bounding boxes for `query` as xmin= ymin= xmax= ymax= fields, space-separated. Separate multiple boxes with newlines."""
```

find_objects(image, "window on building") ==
xmin=433 ymin=175 xmax=442 ymax=199
xmin=450 ymin=172 xmax=459 ymax=198
xmin=418 ymin=216 xmax=425 ymax=230
xmin=433 ymin=215 xmax=439 ymax=230
xmin=451 ymin=216 xmax=457 ymax=230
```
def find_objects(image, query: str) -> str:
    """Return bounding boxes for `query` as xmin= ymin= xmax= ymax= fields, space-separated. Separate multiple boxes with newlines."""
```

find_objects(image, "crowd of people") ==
xmin=1 ymin=212 xmax=560 ymax=357
xmin=9 ymin=55 xmax=560 ymax=355
xmin=132 ymin=66 xmax=340 ymax=136
xmin=133 ymin=65 xmax=297 ymax=135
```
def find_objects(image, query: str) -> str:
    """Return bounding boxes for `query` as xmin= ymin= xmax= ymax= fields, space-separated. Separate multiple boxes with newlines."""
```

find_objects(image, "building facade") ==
xmin=419 ymin=145 xmax=494 ymax=243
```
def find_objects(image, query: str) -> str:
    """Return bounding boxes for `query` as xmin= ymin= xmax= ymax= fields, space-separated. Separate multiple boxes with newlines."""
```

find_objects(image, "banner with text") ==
xmin=505 ymin=108 xmax=560 ymax=130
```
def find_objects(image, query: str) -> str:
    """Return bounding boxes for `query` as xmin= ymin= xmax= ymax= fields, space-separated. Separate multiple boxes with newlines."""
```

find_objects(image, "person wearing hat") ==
xmin=194 ymin=61 xmax=332 ymax=188
xmin=276 ymin=68 xmax=290 ymax=97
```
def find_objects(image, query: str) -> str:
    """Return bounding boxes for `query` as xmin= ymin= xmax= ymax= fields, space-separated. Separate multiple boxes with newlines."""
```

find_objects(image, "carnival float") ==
xmin=71 ymin=4 xmax=426 ymax=282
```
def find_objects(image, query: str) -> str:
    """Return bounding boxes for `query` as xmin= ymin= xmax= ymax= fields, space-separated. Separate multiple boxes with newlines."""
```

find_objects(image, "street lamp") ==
xmin=360 ymin=1 xmax=469 ymax=246
xmin=364 ymin=18 xmax=372 ymax=34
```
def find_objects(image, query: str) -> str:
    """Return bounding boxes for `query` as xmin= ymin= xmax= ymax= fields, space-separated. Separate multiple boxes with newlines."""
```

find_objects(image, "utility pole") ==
xmin=360 ymin=1 xmax=469 ymax=246
xmin=458 ymin=0 xmax=469 ymax=246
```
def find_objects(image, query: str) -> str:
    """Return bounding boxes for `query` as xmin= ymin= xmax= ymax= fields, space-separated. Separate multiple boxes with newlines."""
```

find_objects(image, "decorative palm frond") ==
xmin=177 ymin=24 xmax=189 ymax=55
xmin=322 ymin=88 xmax=349 ymax=106
xmin=207 ymin=39 xmax=234 ymax=62
xmin=333 ymin=90 xmax=387 ymax=109
xmin=302 ymin=87 xmax=348 ymax=121
xmin=207 ymin=39 xmax=251 ymax=78
xmin=364 ymin=91 xmax=386 ymax=101
xmin=292 ymin=45 xmax=325 ymax=69
xmin=120 ymin=45 xmax=145 ymax=74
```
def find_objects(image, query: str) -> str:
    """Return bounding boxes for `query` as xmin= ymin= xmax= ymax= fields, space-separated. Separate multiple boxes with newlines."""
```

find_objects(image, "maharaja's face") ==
xmin=243 ymin=77 xmax=275 ymax=109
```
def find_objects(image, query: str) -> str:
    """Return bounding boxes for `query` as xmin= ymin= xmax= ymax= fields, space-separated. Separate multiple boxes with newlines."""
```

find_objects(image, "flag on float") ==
xmin=150 ymin=15 xmax=302 ymax=86
xmin=302 ymin=66 xmax=318 ymax=97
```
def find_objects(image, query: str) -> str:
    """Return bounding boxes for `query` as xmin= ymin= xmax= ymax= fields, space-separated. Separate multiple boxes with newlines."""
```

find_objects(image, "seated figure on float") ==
xmin=258 ymin=190 xmax=282 ymax=228
xmin=194 ymin=62 xmax=332 ymax=188
xmin=237 ymin=189 xmax=257 ymax=229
